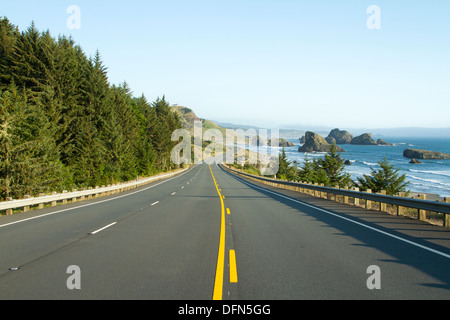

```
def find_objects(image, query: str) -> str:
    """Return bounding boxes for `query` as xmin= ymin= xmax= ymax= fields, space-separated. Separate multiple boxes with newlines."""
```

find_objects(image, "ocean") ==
xmin=280 ymin=137 xmax=450 ymax=198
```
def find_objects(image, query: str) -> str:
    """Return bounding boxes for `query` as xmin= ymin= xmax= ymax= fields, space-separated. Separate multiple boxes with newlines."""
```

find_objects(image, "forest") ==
xmin=0 ymin=17 xmax=182 ymax=200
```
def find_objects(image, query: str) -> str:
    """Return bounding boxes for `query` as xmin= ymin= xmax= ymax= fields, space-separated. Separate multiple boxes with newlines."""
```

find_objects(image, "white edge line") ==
xmin=232 ymin=174 xmax=450 ymax=260
xmin=0 ymin=166 xmax=199 ymax=229
xmin=90 ymin=222 xmax=117 ymax=235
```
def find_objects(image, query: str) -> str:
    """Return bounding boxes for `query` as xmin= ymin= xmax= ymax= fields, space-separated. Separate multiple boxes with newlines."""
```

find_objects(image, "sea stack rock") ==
xmin=299 ymin=136 xmax=306 ymax=144
xmin=327 ymin=129 xmax=353 ymax=144
xmin=298 ymin=131 xmax=345 ymax=153
xmin=404 ymin=149 xmax=450 ymax=160
xmin=325 ymin=136 xmax=336 ymax=145
xmin=351 ymin=133 xmax=378 ymax=145
xmin=377 ymin=139 xmax=393 ymax=146
xmin=409 ymin=158 xmax=422 ymax=164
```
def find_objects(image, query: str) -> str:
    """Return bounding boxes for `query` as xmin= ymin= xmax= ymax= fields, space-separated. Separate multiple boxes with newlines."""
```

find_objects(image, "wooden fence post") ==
xmin=397 ymin=192 xmax=405 ymax=216
xmin=380 ymin=190 xmax=387 ymax=212
xmin=38 ymin=193 xmax=45 ymax=209
xmin=23 ymin=195 xmax=31 ymax=212
xmin=353 ymin=187 xmax=360 ymax=207
xmin=418 ymin=194 xmax=427 ymax=221
xmin=445 ymin=197 xmax=450 ymax=228
xmin=6 ymin=197 xmax=13 ymax=215
xmin=344 ymin=187 xmax=349 ymax=204
xmin=366 ymin=189 xmax=372 ymax=210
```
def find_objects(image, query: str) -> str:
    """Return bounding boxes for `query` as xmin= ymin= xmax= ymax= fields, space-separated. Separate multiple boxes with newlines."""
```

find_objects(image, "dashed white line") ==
xmin=171 ymin=192 xmax=176 ymax=196
xmin=90 ymin=222 xmax=117 ymax=235
xmin=151 ymin=201 xmax=159 ymax=206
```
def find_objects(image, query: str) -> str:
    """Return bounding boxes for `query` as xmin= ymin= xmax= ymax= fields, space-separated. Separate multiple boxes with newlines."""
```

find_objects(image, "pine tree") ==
xmin=297 ymin=155 xmax=316 ymax=183
xmin=316 ymin=144 xmax=352 ymax=187
xmin=277 ymin=148 xmax=296 ymax=180
xmin=0 ymin=86 xmax=64 ymax=199
xmin=0 ymin=17 xmax=20 ymax=89
xmin=357 ymin=157 xmax=409 ymax=195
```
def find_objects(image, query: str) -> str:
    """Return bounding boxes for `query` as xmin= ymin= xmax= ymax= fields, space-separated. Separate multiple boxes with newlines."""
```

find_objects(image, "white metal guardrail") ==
xmin=0 ymin=167 xmax=190 ymax=215
xmin=221 ymin=164 xmax=450 ymax=228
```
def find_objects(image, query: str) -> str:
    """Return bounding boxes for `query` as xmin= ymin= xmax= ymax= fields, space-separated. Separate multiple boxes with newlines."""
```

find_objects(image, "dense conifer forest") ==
xmin=0 ymin=17 xmax=182 ymax=200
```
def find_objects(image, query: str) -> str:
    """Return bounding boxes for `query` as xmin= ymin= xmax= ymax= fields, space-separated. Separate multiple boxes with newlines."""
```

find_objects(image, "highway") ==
xmin=0 ymin=162 xmax=449 ymax=300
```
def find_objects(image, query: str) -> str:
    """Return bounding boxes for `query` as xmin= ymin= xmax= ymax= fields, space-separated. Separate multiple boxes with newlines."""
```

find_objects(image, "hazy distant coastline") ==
xmin=214 ymin=121 xmax=450 ymax=139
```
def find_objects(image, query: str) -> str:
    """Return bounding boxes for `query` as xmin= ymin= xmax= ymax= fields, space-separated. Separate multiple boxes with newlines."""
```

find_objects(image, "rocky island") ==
xmin=350 ymin=133 xmax=378 ymax=145
xmin=299 ymin=129 xmax=393 ymax=149
xmin=327 ymin=128 xmax=353 ymax=144
xmin=298 ymin=131 xmax=345 ymax=153
xmin=403 ymin=149 xmax=450 ymax=160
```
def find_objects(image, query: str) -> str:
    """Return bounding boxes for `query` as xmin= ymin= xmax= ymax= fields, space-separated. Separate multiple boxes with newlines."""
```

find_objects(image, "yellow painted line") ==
xmin=229 ymin=250 xmax=238 ymax=283
xmin=210 ymin=165 xmax=226 ymax=301
xmin=227 ymin=208 xmax=230 ymax=215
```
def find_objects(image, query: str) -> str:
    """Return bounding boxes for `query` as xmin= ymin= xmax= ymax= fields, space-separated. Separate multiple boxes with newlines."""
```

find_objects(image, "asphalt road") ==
xmin=0 ymin=162 xmax=449 ymax=300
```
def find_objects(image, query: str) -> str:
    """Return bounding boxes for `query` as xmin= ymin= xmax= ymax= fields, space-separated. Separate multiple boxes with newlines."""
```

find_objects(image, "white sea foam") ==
xmin=362 ymin=161 xmax=378 ymax=166
xmin=409 ymin=169 xmax=450 ymax=178
xmin=408 ymin=175 xmax=450 ymax=188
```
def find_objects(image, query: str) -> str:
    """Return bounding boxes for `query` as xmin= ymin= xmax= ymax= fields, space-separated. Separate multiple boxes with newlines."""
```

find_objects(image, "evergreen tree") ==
xmin=297 ymin=155 xmax=315 ymax=183
xmin=357 ymin=157 xmax=409 ymax=195
xmin=0 ymin=17 xmax=184 ymax=199
xmin=0 ymin=86 xmax=64 ymax=199
xmin=315 ymin=144 xmax=352 ymax=187
xmin=0 ymin=17 xmax=19 ymax=89
xmin=277 ymin=148 xmax=296 ymax=180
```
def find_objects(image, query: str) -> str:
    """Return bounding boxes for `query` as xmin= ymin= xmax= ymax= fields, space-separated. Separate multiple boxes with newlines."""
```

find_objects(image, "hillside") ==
xmin=170 ymin=105 xmax=225 ymax=135
xmin=171 ymin=106 xmax=294 ymax=147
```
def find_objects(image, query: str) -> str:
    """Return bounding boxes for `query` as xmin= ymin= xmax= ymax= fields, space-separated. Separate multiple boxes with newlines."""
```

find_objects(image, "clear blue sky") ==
xmin=3 ymin=1 xmax=450 ymax=130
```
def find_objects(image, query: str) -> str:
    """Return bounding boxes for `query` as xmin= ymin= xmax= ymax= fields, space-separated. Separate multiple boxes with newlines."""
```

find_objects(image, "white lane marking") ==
xmin=151 ymin=201 xmax=159 ymax=206
xmin=171 ymin=192 xmax=176 ymax=196
xmin=0 ymin=166 xmax=201 ymax=229
xmin=90 ymin=222 xmax=117 ymax=235
xmin=231 ymin=174 xmax=450 ymax=260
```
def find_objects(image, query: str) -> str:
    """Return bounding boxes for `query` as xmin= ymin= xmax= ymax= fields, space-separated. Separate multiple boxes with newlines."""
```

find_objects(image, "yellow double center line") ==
xmin=209 ymin=165 xmax=226 ymax=300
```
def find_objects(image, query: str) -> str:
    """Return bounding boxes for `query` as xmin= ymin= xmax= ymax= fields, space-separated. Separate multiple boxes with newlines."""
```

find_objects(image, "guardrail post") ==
xmin=6 ymin=198 xmax=13 ymax=215
xmin=51 ymin=192 xmax=57 ymax=207
xmin=344 ymin=187 xmax=349 ymax=204
xmin=320 ymin=184 xmax=325 ymax=199
xmin=72 ymin=189 xmax=77 ymax=203
xmin=380 ymin=190 xmax=387 ymax=212
xmin=38 ymin=193 xmax=45 ymax=209
xmin=445 ymin=197 xmax=450 ymax=228
xmin=366 ymin=190 xmax=372 ymax=210
xmin=353 ymin=187 xmax=360 ymax=206
xmin=23 ymin=195 xmax=31 ymax=212
xmin=418 ymin=194 xmax=427 ymax=221
xmin=62 ymin=191 xmax=68 ymax=204
xmin=396 ymin=192 xmax=405 ymax=216
xmin=335 ymin=185 xmax=340 ymax=202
